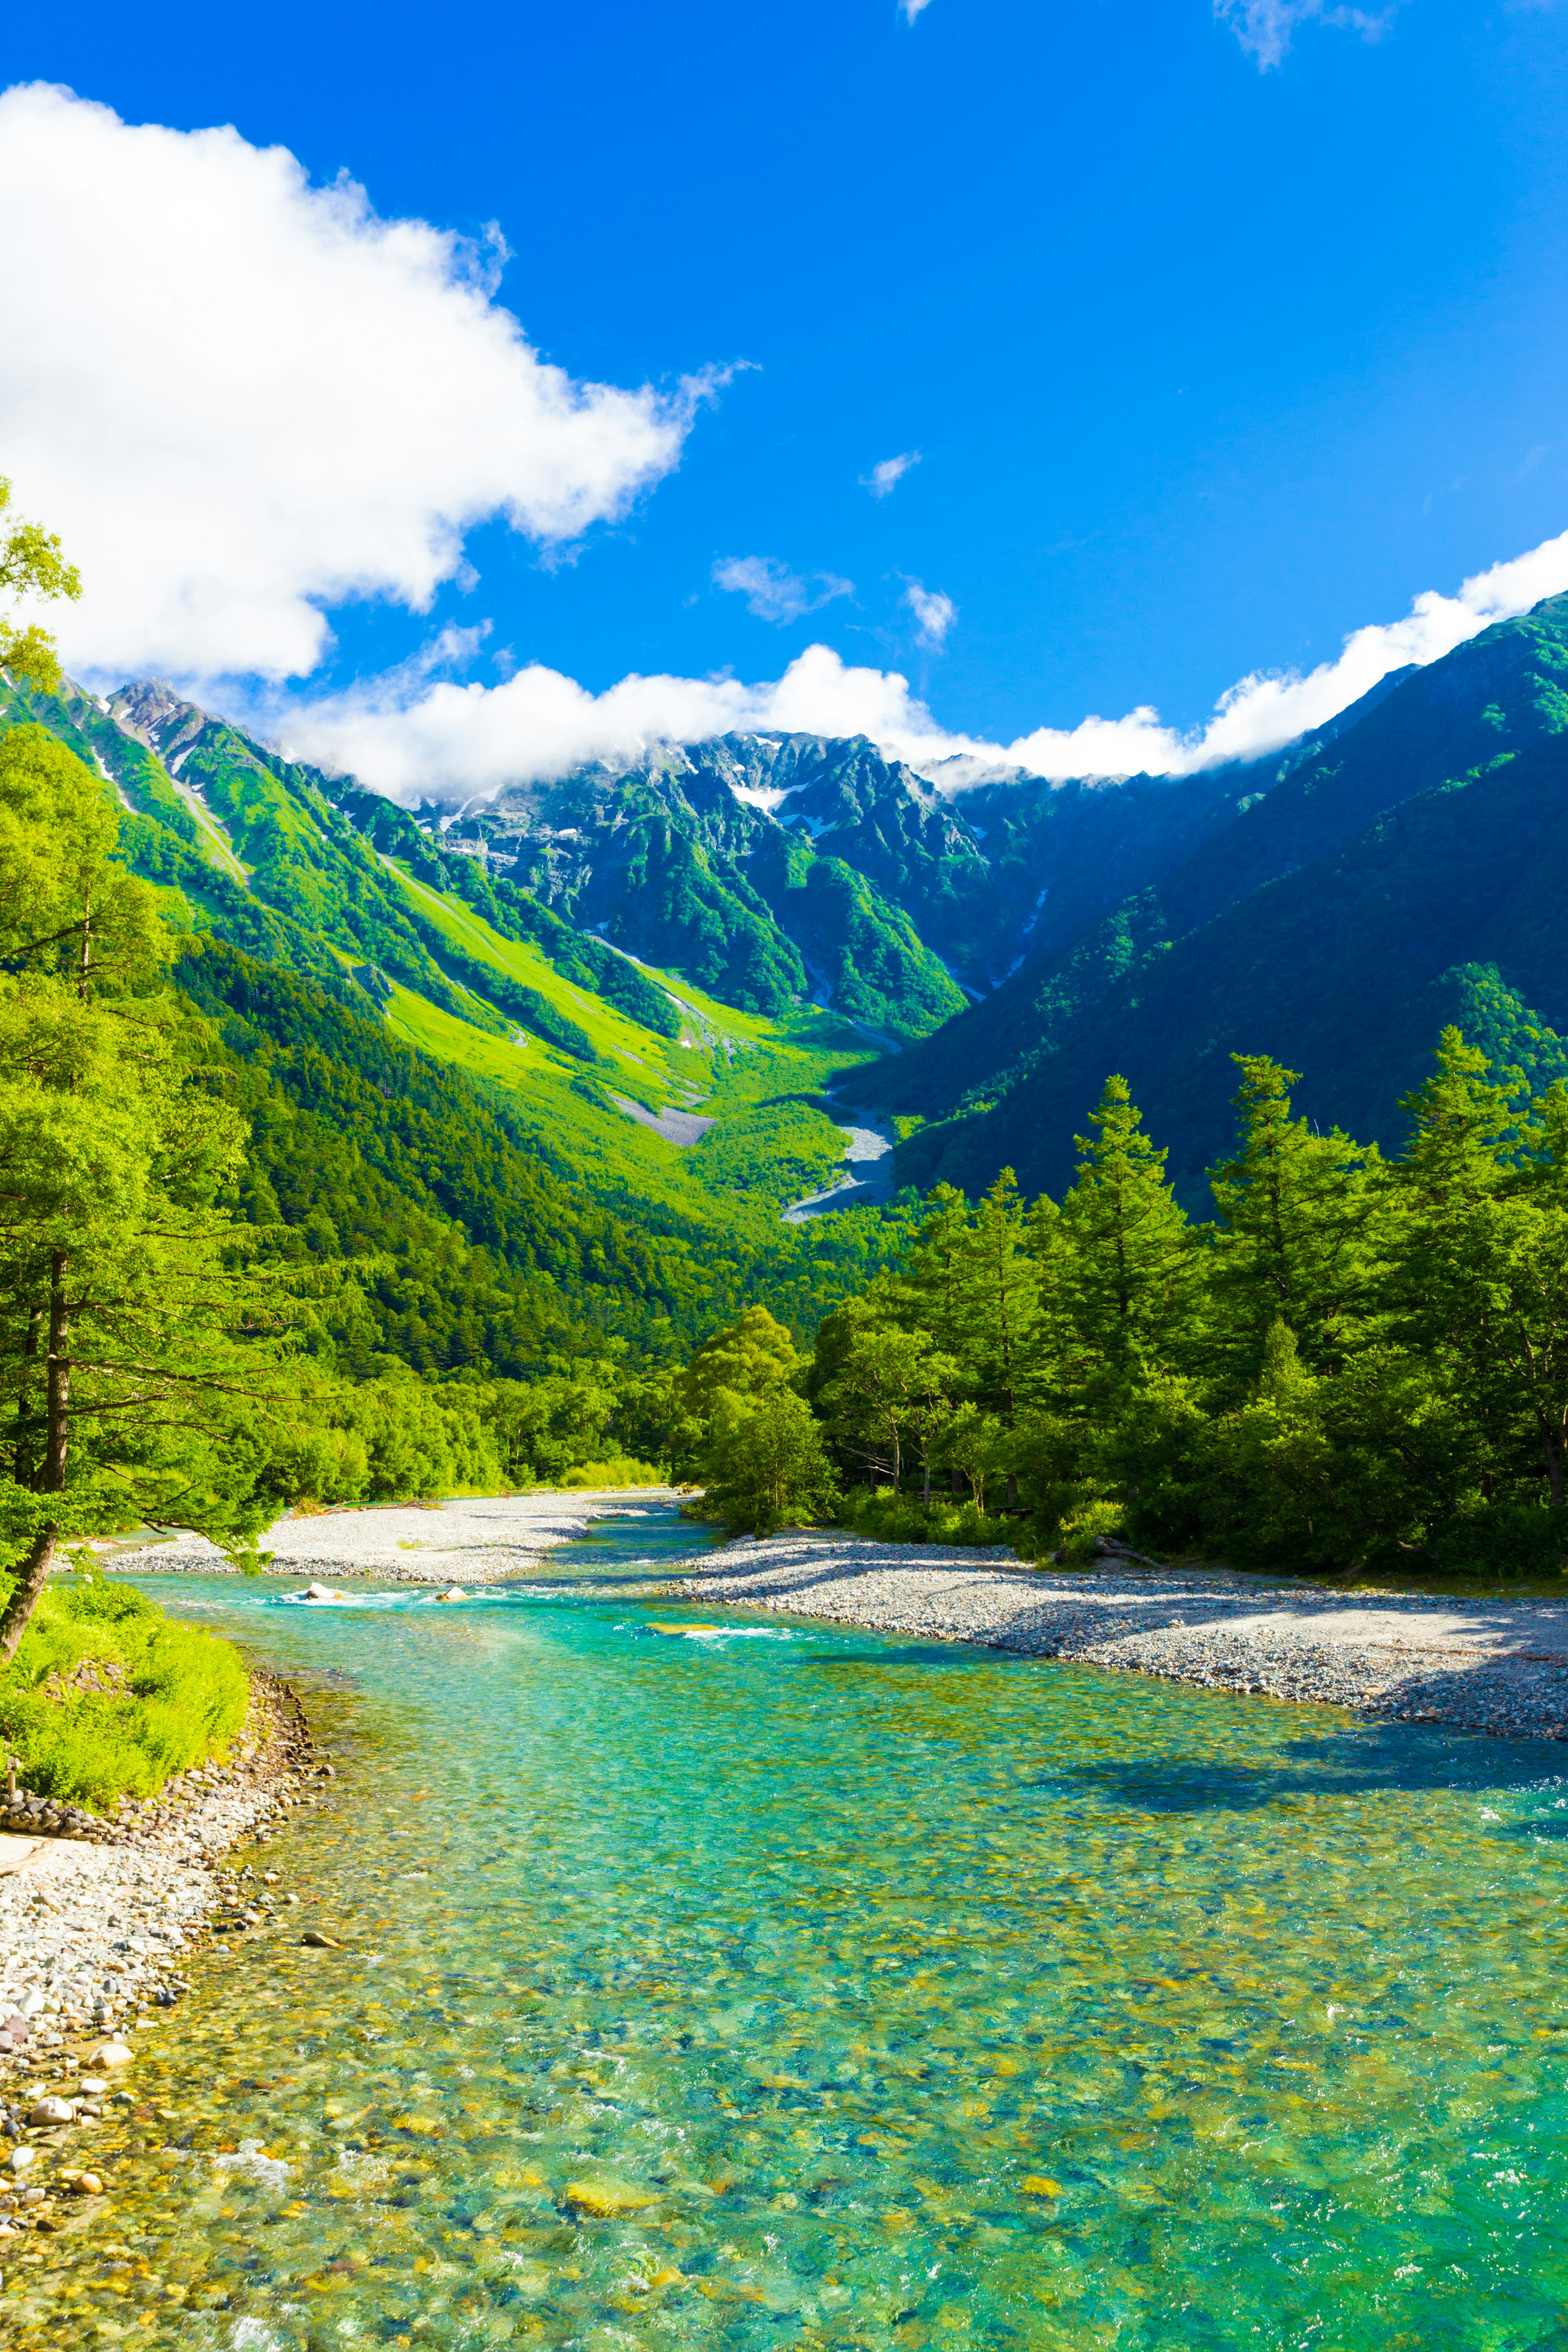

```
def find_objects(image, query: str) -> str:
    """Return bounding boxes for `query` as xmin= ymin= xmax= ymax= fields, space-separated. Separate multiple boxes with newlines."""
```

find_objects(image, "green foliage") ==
xmin=0 ymin=478 xmax=80 ymax=695
xmin=0 ymin=1576 xmax=248 ymax=1809
xmin=799 ymin=1037 xmax=1568 ymax=1579
xmin=549 ymin=1458 xmax=665 ymax=1490
xmin=701 ymin=1386 xmax=841 ymax=1537
xmin=605 ymin=811 xmax=808 ymax=1015
xmin=750 ymin=837 xmax=967 ymax=1041
xmin=688 ymin=1098 xmax=846 ymax=1209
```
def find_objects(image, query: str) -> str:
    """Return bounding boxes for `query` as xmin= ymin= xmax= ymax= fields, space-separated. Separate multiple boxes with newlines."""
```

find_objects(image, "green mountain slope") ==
xmin=899 ymin=723 xmax=1568 ymax=1204
xmin=860 ymin=598 xmax=1568 ymax=1132
xmin=0 ymin=679 xmax=923 ymax=1380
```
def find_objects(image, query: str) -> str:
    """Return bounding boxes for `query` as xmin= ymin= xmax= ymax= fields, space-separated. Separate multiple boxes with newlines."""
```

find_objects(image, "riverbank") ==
xmin=677 ymin=1531 xmax=1568 ymax=1740
xmin=0 ymin=1667 xmax=318 ymax=2240
xmin=99 ymin=1487 xmax=688 ymax=1585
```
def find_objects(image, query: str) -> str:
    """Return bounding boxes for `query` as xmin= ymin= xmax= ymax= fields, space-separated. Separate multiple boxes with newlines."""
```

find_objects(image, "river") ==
xmin=13 ymin=1510 xmax=1568 ymax=2349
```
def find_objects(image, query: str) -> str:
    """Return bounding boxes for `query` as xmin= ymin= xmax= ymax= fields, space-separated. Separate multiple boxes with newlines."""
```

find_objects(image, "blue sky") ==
xmin=3 ymin=0 xmax=1566 ymax=793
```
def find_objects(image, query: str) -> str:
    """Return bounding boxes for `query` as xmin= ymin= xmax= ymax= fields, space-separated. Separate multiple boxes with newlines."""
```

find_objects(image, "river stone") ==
xmin=79 ymin=2078 xmax=108 ymax=2096
xmin=7 ymin=2149 xmax=34 ymax=2175
xmin=62 ymin=2171 xmax=102 ymax=2196
xmin=564 ymin=2176 xmax=659 ymax=2216
xmin=90 ymin=2042 xmax=134 ymax=2069
xmin=27 ymin=2097 xmax=74 ymax=2126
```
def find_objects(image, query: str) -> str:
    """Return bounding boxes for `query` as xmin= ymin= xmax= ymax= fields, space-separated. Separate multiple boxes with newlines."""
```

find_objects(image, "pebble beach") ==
xmin=677 ymin=1530 xmax=1568 ymax=1742
xmin=98 ymin=1487 xmax=688 ymax=1586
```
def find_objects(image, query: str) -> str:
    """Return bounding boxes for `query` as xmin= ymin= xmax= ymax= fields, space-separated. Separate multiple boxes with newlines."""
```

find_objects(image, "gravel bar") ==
xmin=677 ymin=1532 xmax=1568 ymax=1742
xmin=99 ymin=1488 xmax=688 ymax=1586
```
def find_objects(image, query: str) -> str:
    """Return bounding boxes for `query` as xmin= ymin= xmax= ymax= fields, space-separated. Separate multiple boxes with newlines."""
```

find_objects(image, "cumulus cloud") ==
xmin=712 ymin=555 xmax=853 ymax=625
xmin=1216 ymin=0 xmax=1396 ymax=69
xmin=0 ymin=82 xmax=712 ymax=683
xmin=266 ymin=526 xmax=1568 ymax=802
xmin=862 ymin=452 xmax=921 ymax=498
xmin=904 ymin=581 xmax=956 ymax=650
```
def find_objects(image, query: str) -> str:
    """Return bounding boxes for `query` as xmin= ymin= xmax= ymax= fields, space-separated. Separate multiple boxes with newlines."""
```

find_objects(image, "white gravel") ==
xmin=678 ymin=1531 xmax=1568 ymax=1742
xmin=0 ymin=1682 xmax=314 ymax=2045
xmin=99 ymin=1488 xmax=688 ymax=1586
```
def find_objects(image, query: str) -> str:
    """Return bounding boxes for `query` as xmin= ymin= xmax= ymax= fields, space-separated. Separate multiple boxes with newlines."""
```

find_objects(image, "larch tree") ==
xmin=0 ymin=727 xmax=285 ymax=1656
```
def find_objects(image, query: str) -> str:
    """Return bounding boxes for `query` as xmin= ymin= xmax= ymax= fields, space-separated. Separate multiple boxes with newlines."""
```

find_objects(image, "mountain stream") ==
xmin=9 ymin=1509 xmax=1568 ymax=2350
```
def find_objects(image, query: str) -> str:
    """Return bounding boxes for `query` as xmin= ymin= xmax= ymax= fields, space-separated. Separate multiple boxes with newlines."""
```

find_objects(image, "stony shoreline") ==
xmin=98 ymin=1487 xmax=688 ymax=1586
xmin=676 ymin=1532 xmax=1568 ymax=1743
xmin=0 ymin=1670 xmax=324 ymax=2243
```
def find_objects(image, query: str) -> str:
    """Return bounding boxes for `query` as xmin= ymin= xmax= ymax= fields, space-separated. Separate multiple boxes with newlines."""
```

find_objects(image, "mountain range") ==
xmin=5 ymin=585 xmax=1567 ymax=1348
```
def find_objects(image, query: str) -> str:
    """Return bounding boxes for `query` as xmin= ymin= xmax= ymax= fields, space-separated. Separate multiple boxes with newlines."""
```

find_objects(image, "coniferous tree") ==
xmin=1056 ymin=1074 xmax=1192 ymax=1388
xmin=1208 ymin=1054 xmax=1381 ymax=1381
xmin=0 ymin=730 xmax=285 ymax=1651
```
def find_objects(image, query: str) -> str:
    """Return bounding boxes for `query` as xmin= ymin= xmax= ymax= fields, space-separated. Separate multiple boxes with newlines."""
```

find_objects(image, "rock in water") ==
xmin=564 ymin=2176 xmax=659 ymax=2216
xmin=7 ymin=2148 xmax=35 ymax=2175
xmin=298 ymin=1582 xmax=350 ymax=1603
xmin=434 ymin=1586 xmax=466 ymax=1603
xmin=301 ymin=1929 xmax=340 ymax=1949
xmin=27 ymin=2097 xmax=74 ymax=2126
xmin=89 ymin=2042 xmax=134 ymax=2070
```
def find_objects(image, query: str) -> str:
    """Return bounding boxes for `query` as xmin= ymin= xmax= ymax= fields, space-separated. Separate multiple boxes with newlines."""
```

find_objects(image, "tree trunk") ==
xmin=1006 ymin=1472 xmax=1018 ymax=1510
xmin=1 ymin=1255 xmax=71 ymax=1664
xmin=45 ymin=1251 xmax=68 ymax=1493
xmin=0 ymin=1521 xmax=58 ymax=1665
xmin=922 ymin=1451 xmax=931 ymax=1510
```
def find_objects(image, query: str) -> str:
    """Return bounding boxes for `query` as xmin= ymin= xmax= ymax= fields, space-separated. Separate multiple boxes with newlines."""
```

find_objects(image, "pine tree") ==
xmin=953 ymin=1169 xmax=1039 ymax=1427
xmin=1057 ymin=1074 xmax=1191 ymax=1385
xmin=1208 ymin=1054 xmax=1380 ymax=1384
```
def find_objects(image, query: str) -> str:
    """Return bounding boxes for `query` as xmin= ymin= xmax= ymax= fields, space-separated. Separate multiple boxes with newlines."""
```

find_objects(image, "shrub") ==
xmin=0 ymin=1575 xmax=249 ymax=1810
xmin=552 ymin=1458 xmax=665 ymax=1490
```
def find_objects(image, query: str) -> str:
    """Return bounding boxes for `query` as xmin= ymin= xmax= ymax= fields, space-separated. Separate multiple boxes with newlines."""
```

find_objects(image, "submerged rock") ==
xmin=564 ymin=2176 xmax=659 ymax=2216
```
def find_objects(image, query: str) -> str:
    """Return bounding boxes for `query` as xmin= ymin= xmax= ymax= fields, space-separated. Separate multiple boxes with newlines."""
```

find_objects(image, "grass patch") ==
xmin=0 ymin=1577 xmax=249 ymax=1811
xmin=837 ymin=1488 xmax=1030 ymax=1552
xmin=529 ymin=1457 xmax=667 ymax=1490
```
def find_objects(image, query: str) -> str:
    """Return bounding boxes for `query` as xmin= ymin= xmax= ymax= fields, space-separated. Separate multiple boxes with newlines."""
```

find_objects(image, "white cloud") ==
xmin=900 ymin=0 xmax=937 ymax=19
xmin=862 ymin=452 xmax=920 ymax=499
xmin=266 ymin=526 xmax=1568 ymax=801
xmin=712 ymin=555 xmax=853 ymax=625
xmin=0 ymin=82 xmax=712 ymax=683
xmin=1216 ymin=0 xmax=1395 ymax=69
xmin=904 ymin=581 xmax=956 ymax=650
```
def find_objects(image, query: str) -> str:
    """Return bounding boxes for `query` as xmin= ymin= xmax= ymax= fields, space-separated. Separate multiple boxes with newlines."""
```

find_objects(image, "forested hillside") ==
xmin=0 ymin=674 xmax=922 ymax=1522
xmin=864 ymin=592 xmax=1568 ymax=1201
xmin=4 ymin=577 xmax=1566 ymax=1548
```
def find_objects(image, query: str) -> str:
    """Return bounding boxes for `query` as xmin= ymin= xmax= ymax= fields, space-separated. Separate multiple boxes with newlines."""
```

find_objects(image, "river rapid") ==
xmin=13 ymin=1510 xmax=1568 ymax=2351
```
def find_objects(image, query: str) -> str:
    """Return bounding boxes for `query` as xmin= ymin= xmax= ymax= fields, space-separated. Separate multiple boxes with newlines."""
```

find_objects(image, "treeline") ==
xmin=665 ymin=1047 xmax=1568 ymax=1579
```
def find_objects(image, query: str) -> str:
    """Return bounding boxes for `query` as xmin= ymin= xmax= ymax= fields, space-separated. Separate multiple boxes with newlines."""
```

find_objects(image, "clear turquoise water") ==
xmin=14 ymin=1516 xmax=1568 ymax=2351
